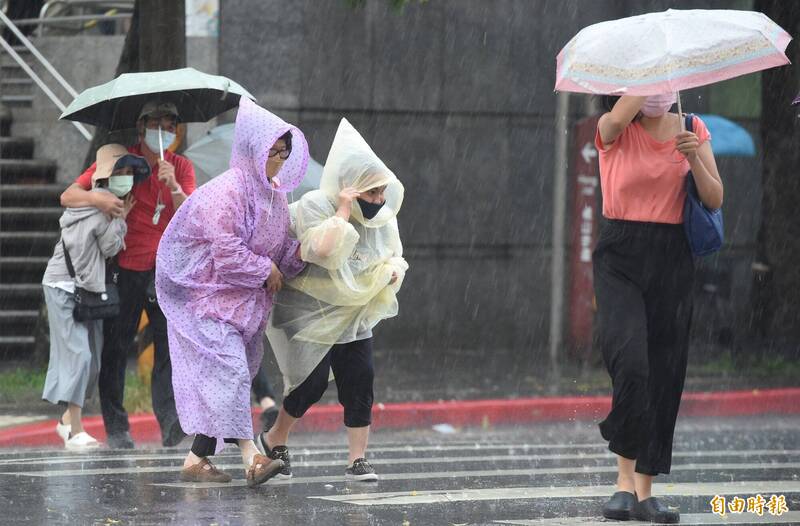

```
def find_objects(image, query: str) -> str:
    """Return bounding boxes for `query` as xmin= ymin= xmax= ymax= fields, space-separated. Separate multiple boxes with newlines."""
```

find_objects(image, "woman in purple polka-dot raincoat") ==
xmin=155 ymin=97 xmax=309 ymax=486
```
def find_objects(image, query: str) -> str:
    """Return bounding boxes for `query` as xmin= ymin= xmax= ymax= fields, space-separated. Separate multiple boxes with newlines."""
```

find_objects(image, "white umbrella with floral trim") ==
xmin=555 ymin=9 xmax=792 ymax=126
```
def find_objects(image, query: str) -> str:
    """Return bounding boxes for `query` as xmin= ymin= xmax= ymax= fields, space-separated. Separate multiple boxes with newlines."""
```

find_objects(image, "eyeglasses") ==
xmin=268 ymin=148 xmax=291 ymax=160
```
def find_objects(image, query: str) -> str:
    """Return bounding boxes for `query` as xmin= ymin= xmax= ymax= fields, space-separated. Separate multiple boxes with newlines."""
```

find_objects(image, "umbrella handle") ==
xmin=158 ymin=126 xmax=164 ymax=161
xmin=676 ymin=90 xmax=685 ymax=132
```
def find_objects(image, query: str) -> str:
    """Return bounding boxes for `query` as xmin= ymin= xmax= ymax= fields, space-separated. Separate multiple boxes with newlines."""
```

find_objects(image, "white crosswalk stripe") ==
xmin=6 ymin=450 xmax=800 ymax=481
xmin=1 ymin=423 xmax=798 ymax=524
xmin=494 ymin=511 xmax=800 ymax=525
xmin=311 ymin=481 xmax=800 ymax=506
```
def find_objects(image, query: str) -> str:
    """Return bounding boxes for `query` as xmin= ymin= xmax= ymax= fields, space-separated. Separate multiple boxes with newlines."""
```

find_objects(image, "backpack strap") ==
xmin=683 ymin=113 xmax=699 ymax=195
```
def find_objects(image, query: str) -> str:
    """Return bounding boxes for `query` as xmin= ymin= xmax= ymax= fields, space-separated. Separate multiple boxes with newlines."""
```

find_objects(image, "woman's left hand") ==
xmin=389 ymin=271 xmax=398 ymax=285
xmin=675 ymin=131 xmax=700 ymax=161
xmin=122 ymin=194 xmax=137 ymax=219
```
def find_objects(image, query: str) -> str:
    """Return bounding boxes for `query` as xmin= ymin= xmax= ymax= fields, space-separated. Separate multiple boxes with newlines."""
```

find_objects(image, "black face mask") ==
xmin=357 ymin=198 xmax=385 ymax=220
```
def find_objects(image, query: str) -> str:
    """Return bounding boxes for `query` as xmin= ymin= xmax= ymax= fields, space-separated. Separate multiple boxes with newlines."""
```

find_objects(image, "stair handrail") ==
xmin=39 ymin=0 xmax=134 ymax=37
xmin=40 ymin=0 xmax=134 ymax=18
xmin=0 ymin=10 xmax=91 ymax=140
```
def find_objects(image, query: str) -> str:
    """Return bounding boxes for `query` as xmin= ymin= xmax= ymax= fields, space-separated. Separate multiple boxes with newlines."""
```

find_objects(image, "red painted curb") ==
xmin=1 ymin=387 xmax=798 ymax=448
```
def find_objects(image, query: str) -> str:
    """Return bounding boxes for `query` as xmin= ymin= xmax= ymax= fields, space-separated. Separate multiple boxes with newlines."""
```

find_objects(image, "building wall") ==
xmin=219 ymin=0 xmax=761 ymax=357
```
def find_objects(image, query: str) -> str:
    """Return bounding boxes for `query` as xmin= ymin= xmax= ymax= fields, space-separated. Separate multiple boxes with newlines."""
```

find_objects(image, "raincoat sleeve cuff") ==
xmin=299 ymin=216 xmax=360 ymax=270
xmin=278 ymin=238 xmax=306 ymax=280
xmin=388 ymin=256 xmax=409 ymax=292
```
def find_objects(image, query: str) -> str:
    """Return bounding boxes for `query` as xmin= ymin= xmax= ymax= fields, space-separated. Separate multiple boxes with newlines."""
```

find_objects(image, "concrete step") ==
xmin=0 ymin=77 xmax=34 ymax=96
xmin=0 ymin=283 xmax=44 ymax=311
xmin=0 ymin=309 xmax=39 ymax=320
xmin=0 ymin=256 xmax=49 ymax=284
xmin=0 ymin=207 xmax=62 ymax=231
xmin=0 ymin=334 xmax=37 ymax=357
xmin=0 ymin=231 xmax=60 ymax=258
xmin=0 ymin=231 xmax=60 ymax=239
xmin=0 ymin=63 xmax=23 ymax=75
xmin=0 ymin=51 xmax=29 ymax=69
xmin=0 ymin=77 xmax=33 ymax=86
xmin=0 ymin=336 xmax=36 ymax=348
xmin=0 ymin=183 xmax=64 ymax=207
xmin=0 ymin=94 xmax=33 ymax=108
xmin=0 ymin=159 xmax=57 ymax=184
xmin=0 ymin=137 xmax=34 ymax=159
xmin=0 ymin=111 xmax=10 ymax=137
xmin=0 ymin=309 xmax=39 ymax=337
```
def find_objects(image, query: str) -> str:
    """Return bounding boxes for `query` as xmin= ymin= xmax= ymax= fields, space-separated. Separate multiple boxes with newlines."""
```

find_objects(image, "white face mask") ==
xmin=144 ymin=128 xmax=176 ymax=155
xmin=108 ymin=175 xmax=134 ymax=197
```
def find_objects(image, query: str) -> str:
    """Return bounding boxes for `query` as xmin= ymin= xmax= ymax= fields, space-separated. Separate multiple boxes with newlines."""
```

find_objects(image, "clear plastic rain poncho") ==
xmin=156 ymin=97 xmax=308 ymax=447
xmin=267 ymin=118 xmax=408 ymax=394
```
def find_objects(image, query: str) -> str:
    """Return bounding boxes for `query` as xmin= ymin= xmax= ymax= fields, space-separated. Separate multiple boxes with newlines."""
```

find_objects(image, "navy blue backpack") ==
xmin=683 ymin=114 xmax=723 ymax=256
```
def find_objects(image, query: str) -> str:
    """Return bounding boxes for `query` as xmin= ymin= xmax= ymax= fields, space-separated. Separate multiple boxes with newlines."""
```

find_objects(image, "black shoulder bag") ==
xmin=62 ymin=240 xmax=121 ymax=321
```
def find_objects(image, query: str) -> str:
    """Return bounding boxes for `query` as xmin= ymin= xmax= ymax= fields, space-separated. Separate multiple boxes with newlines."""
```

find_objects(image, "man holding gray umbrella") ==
xmin=60 ymin=101 xmax=196 ymax=449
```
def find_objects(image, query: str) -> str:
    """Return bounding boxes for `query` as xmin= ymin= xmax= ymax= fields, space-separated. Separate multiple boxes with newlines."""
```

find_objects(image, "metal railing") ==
xmin=38 ymin=0 xmax=133 ymax=36
xmin=0 ymin=10 xmax=92 ymax=140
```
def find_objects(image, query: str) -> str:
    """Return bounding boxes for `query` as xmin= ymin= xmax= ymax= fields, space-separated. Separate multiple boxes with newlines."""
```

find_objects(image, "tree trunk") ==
xmin=752 ymin=1 xmax=800 ymax=350
xmin=138 ymin=0 xmax=186 ymax=72
xmin=81 ymin=0 xmax=186 ymax=170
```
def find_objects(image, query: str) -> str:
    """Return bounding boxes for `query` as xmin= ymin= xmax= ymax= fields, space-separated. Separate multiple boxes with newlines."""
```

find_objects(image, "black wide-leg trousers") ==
xmin=593 ymin=219 xmax=694 ymax=476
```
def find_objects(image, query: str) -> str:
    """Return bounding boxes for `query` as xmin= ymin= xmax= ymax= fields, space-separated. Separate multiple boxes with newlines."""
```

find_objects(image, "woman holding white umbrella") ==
xmin=555 ymin=8 xmax=791 ymax=524
xmin=594 ymin=94 xmax=720 ymax=523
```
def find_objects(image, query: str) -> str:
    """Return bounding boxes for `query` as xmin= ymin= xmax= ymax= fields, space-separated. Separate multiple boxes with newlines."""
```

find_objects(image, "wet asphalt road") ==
xmin=1 ymin=415 xmax=799 ymax=525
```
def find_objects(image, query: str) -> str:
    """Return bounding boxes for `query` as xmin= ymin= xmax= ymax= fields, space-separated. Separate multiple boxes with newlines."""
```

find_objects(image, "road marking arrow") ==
xmin=581 ymin=142 xmax=597 ymax=164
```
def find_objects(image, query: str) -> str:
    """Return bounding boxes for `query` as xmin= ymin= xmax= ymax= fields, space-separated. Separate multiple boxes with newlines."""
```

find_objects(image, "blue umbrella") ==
xmin=696 ymin=114 xmax=755 ymax=157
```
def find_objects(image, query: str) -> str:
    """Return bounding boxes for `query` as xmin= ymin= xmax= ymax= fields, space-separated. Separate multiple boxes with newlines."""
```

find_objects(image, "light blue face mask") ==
xmin=144 ymin=128 xmax=176 ymax=155
xmin=108 ymin=175 xmax=134 ymax=197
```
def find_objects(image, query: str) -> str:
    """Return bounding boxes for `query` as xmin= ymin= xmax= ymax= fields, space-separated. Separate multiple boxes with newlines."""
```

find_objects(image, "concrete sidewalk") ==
xmin=2 ymin=387 xmax=799 ymax=448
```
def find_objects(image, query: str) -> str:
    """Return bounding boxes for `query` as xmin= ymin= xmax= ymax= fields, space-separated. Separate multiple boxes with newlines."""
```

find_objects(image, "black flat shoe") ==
xmin=602 ymin=491 xmax=636 ymax=520
xmin=107 ymin=431 xmax=135 ymax=450
xmin=634 ymin=496 xmax=680 ymax=524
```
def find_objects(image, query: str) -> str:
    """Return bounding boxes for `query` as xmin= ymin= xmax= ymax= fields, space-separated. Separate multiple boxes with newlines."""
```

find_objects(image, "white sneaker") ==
xmin=55 ymin=421 xmax=71 ymax=445
xmin=65 ymin=432 xmax=100 ymax=451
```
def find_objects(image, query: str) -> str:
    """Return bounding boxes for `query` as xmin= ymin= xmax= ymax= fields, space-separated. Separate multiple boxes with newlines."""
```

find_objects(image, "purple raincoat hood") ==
xmin=229 ymin=97 xmax=309 ymax=193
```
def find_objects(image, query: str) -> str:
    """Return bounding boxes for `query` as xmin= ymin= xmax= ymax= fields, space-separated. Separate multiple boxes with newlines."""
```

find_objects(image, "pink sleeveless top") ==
xmin=594 ymin=115 xmax=711 ymax=224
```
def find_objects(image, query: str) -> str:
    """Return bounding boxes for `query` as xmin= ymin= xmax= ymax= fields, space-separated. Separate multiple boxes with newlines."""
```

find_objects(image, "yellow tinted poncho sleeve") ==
xmin=295 ymin=194 xmax=360 ymax=271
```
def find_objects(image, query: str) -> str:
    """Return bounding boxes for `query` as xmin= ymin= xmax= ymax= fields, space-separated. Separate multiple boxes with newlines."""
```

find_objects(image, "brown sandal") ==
xmin=246 ymin=453 xmax=284 ymax=488
xmin=180 ymin=457 xmax=232 ymax=483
